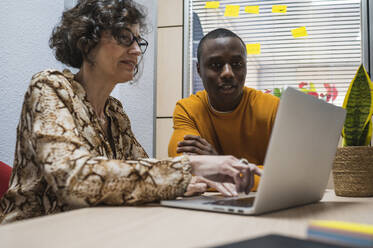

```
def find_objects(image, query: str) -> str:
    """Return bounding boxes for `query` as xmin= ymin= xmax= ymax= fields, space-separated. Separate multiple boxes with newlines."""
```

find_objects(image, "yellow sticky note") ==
xmin=272 ymin=5 xmax=287 ymax=13
xmin=292 ymin=26 xmax=308 ymax=38
xmin=224 ymin=5 xmax=240 ymax=17
xmin=205 ymin=1 xmax=220 ymax=9
xmin=310 ymin=221 xmax=373 ymax=235
xmin=246 ymin=43 xmax=261 ymax=55
xmin=244 ymin=6 xmax=259 ymax=14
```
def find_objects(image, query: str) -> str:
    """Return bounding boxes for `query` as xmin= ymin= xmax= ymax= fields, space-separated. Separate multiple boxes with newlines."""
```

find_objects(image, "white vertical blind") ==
xmin=189 ymin=0 xmax=361 ymax=106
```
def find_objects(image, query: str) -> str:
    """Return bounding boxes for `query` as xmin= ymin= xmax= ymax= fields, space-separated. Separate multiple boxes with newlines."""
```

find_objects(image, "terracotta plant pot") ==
xmin=333 ymin=146 xmax=373 ymax=197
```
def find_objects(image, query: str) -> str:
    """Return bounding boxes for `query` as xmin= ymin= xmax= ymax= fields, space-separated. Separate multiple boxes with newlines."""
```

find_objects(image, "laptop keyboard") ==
xmin=204 ymin=197 xmax=255 ymax=208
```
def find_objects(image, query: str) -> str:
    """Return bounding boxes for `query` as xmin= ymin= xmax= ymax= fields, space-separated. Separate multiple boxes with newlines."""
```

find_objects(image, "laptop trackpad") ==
xmin=204 ymin=197 xmax=255 ymax=208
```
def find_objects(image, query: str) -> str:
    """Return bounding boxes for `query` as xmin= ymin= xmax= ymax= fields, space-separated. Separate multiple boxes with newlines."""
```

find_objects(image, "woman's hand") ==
xmin=185 ymin=176 xmax=239 ymax=197
xmin=184 ymin=176 xmax=208 ymax=196
xmin=187 ymin=155 xmax=262 ymax=196
xmin=177 ymin=135 xmax=219 ymax=155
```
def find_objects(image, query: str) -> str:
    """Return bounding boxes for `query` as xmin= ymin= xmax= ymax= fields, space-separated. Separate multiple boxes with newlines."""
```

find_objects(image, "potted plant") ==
xmin=333 ymin=64 xmax=373 ymax=196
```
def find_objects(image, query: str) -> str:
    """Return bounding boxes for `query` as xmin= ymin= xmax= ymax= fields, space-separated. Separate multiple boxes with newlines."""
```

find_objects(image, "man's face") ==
xmin=197 ymin=36 xmax=247 ymax=112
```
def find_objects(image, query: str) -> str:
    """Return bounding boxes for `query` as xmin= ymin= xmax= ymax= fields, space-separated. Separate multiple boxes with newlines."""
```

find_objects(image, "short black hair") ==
xmin=49 ymin=0 xmax=147 ymax=69
xmin=197 ymin=28 xmax=246 ymax=63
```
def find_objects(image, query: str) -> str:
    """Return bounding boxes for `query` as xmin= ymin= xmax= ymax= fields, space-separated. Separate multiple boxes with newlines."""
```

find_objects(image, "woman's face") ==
xmin=90 ymin=24 xmax=142 ymax=84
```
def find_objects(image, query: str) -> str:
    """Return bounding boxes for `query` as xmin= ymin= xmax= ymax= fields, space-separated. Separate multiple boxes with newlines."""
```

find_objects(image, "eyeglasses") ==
xmin=115 ymin=28 xmax=148 ymax=54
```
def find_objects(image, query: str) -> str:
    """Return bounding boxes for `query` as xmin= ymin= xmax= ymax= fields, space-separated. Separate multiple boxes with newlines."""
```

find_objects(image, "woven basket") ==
xmin=333 ymin=146 xmax=373 ymax=197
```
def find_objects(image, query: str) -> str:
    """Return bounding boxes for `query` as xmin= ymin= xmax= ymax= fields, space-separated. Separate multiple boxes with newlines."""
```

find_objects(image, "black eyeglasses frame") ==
xmin=115 ymin=28 xmax=148 ymax=54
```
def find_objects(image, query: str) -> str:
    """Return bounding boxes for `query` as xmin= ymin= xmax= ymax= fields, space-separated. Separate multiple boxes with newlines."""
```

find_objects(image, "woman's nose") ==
xmin=129 ymin=41 xmax=142 ymax=56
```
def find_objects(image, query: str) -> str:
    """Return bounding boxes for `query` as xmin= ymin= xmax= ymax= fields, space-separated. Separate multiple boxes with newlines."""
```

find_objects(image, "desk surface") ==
xmin=1 ymin=190 xmax=373 ymax=248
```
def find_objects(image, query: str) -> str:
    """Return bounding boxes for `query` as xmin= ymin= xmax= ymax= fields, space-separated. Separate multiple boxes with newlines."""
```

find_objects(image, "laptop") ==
xmin=161 ymin=87 xmax=346 ymax=215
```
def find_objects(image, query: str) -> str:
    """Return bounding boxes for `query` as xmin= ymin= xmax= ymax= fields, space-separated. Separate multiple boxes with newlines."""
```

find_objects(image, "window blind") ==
xmin=188 ymin=0 xmax=361 ymax=106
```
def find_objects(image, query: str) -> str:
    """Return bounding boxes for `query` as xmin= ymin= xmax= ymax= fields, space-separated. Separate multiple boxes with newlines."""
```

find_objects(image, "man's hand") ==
xmin=177 ymin=135 xmax=218 ymax=155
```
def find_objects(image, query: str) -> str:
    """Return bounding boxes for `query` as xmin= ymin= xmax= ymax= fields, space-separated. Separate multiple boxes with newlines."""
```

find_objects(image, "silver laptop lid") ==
xmin=253 ymin=87 xmax=346 ymax=214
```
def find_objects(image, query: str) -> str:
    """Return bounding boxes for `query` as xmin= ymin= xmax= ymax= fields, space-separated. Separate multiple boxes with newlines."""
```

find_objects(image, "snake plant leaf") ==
xmin=358 ymin=120 xmax=372 ymax=146
xmin=342 ymin=64 xmax=373 ymax=146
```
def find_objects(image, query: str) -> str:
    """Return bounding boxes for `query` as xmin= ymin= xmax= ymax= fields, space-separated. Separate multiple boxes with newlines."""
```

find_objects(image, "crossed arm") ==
xmin=168 ymin=103 xmax=263 ymax=192
xmin=168 ymin=103 xmax=219 ymax=157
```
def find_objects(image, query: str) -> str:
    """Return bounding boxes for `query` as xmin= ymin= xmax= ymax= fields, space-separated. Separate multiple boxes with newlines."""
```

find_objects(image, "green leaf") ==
xmin=358 ymin=120 xmax=372 ymax=146
xmin=342 ymin=64 xmax=373 ymax=146
xmin=273 ymin=88 xmax=282 ymax=98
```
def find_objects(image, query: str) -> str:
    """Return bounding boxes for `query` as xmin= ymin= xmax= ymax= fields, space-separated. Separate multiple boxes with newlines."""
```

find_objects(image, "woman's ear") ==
xmin=77 ymin=38 xmax=97 ymax=66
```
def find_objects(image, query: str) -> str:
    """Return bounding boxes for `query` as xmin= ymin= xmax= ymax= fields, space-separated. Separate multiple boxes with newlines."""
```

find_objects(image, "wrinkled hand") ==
xmin=185 ymin=176 xmax=239 ymax=197
xmin=188 ymin=155 xmax=262 ymax=196
xmin=177 ymin=135 xmax=218 ymax=155
xmin=184 ymin=176 xmax=208 ymax=196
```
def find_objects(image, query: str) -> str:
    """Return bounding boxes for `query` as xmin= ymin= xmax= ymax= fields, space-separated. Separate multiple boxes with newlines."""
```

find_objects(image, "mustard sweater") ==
xmin=168 ymin=87 xmax=279 ymax=190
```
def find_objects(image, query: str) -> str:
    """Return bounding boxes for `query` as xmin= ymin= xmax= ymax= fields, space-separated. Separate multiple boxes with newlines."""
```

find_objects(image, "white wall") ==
xmin=0 ymin=0 xmax=156 ymax=165
xmin=112 ymin=0 xmax=156 ymax=157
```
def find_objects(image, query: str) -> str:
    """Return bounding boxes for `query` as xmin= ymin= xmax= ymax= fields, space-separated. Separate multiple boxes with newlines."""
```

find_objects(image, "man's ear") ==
xmin=196 ymin=61 xmax=201 ymax=76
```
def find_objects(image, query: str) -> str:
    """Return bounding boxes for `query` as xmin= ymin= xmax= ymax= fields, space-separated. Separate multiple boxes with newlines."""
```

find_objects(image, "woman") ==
xmin=0 ymin=0 xmax=261 ymax=224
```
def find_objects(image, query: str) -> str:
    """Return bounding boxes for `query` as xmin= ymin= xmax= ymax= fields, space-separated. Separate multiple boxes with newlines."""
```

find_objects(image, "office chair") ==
xmin=0 ymin=161 xmax=12 ymax=199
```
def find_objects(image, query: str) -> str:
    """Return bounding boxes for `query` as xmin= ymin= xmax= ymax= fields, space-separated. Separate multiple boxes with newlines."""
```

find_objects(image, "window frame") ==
xmin=183 ymin=0 xmax=372 ymax=99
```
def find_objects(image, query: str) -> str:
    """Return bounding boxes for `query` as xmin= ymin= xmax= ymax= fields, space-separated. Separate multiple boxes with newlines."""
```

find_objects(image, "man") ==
xmin=168 ymin=28 xmax=280 ymax=191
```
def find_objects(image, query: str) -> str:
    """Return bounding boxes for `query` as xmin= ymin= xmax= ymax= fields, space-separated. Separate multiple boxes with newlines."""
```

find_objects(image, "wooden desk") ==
xmin=1 ymin=190 xmax=373 ymax=248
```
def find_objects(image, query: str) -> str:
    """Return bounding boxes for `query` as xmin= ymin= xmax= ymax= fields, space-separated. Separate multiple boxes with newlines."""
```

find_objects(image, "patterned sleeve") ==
xmin=27 ymin=79 xmax=192 ymax=207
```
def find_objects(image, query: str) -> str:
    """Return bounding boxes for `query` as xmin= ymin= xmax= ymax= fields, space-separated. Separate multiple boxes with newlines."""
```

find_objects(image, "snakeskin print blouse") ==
xmin=0 ymin=69 xmax=192 ymax=224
